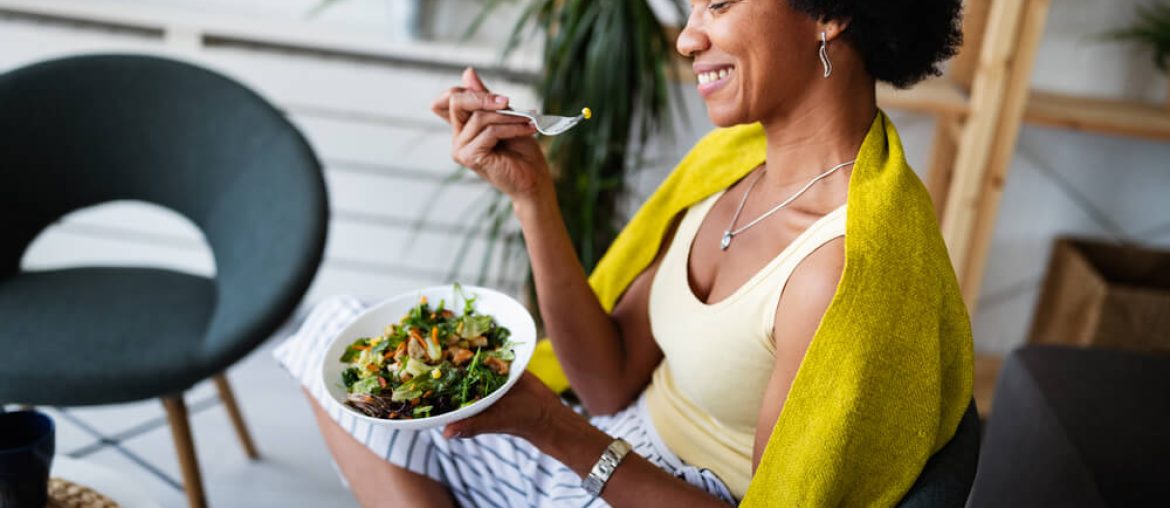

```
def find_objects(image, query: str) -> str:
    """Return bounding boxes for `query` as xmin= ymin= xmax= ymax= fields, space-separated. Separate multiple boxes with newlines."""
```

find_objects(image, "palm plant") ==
xmin=313 ymin=0 xmax=685 ymax=290
xmin=473 ymin=0 xmax=685 ymax=274
xmin=1106 ymin=2 xmax=1170 ymax=72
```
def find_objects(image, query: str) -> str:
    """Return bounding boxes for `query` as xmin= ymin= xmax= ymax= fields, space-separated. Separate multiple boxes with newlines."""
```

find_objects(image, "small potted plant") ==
xmin=1105 ymin=1 xmax=1170 ymax=106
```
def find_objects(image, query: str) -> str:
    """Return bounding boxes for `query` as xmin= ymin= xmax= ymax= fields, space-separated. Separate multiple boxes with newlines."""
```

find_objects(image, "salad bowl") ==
xmin=320 ymin=285 xmax=537 ymax=430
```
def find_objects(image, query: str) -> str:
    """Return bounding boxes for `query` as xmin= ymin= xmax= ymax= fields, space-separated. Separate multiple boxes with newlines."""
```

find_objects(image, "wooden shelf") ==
xmin=878 ymin=78 xmax=1170 ymax=141
xmin=1025 ymin=90 xmax=1170 ymax=141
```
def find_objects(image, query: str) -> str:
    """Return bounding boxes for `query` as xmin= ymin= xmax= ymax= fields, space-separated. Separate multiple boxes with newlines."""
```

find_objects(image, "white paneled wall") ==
xmin=3 ymin=0 xmax=1169 ymax=356
xmin=2 ymin=0 xmax=537 ymax=303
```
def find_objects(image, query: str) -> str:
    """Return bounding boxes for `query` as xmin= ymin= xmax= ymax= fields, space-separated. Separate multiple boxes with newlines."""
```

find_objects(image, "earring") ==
xmin=819 ymin=31 xmax=832 ymax=78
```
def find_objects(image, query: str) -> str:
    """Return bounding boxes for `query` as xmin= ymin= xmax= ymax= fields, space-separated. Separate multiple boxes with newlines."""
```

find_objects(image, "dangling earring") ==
xmin=819 ymin=31 xmax=833 ymax=78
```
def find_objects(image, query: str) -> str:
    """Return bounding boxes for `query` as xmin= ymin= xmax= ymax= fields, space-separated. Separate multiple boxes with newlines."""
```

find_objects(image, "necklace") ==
xmin=720 ymin=159 xmax=855 ymax=251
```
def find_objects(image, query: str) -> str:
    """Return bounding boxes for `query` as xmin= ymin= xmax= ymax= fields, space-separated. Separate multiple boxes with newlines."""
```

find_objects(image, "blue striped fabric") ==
xmin=275 ymin=296 xmax=738 ymax=507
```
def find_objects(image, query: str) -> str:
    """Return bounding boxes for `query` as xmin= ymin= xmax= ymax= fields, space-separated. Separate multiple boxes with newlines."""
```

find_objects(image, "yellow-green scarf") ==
xmin=527 ymin=111 xmax=974 ymax=506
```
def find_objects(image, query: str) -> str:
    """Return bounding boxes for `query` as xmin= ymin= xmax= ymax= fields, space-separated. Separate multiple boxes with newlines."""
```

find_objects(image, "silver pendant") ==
xmin=720 ymin=231 xmax=732 ymax=250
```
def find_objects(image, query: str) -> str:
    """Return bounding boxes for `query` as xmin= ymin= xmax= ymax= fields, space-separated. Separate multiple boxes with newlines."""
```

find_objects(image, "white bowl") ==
xmin=320 ymin=285 xmax=536 ymax=431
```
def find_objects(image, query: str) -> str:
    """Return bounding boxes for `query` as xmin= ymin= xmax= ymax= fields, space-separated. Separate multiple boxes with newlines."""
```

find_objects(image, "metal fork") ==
xmin=497 ymin=107 xmax=590 ymax=136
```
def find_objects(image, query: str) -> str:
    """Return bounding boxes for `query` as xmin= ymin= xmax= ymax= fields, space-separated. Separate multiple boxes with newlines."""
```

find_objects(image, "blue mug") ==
xmin=0 ymin=410 xmax=55 ymax=508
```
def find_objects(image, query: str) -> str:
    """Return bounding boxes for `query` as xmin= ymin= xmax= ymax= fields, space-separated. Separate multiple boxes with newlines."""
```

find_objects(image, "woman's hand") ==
xmin=442 ymin=372 xmax=567 ymax=441
xmin=442 ymin=372 xmax=732 ymax=508
xmin=432 ymin=68 xmax=552 ymax=204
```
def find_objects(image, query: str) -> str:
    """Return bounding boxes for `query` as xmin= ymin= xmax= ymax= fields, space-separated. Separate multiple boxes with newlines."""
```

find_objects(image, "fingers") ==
xmin=448 ymin=90 xmax=510 ymax=133
xmin=462 ymin=67 xmax=488 ymax=92
xmin=430 ymin=86 xmax=462 ymax=120
xmin=455 ymin=111 xmax=530 ymax=149
xmin=431 ymin=67 xmax=493 ymax=122
xmin=453 ymin=122 xmax=537 ymax=169
xmin=442 ymin=405 xmax=504 ymax=439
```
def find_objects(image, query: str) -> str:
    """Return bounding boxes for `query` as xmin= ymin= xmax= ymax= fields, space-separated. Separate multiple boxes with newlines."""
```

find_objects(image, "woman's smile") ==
xmin=694 ymin=63 xmax=736 ymax=98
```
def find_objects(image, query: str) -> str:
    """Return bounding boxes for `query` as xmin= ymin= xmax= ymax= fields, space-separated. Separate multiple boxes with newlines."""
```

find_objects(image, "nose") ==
xmin=676 ymin=9 xmax=708 ymax=58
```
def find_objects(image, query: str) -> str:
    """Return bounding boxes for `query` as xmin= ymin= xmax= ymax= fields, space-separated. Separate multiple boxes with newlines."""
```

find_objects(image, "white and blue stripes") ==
xmin=275 ymin=296 xmax=737 ymax=508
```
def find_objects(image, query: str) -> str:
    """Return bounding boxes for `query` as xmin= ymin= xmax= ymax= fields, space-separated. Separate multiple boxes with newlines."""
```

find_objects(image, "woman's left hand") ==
xmin=442 ymin=372 xmax=570 ymax=441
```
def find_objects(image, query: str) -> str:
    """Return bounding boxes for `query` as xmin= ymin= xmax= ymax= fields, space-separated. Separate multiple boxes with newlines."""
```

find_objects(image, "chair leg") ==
xmin=162 ymin=396 xmax=207 ymax=508
xmin=213 ymin=373 xmax=259 ymax=459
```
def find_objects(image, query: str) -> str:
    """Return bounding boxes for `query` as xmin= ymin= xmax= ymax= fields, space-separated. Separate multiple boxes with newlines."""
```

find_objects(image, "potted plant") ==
xmin=314 ymin=0 xmax=685 ymax=288
xmin=1105 ymin=2 xmax=1170 ymax=104
xmin=473 ymin=0 xmax=684 ymax=276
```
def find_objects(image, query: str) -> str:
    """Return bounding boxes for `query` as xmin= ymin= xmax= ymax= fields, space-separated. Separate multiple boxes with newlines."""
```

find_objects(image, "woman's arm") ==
xmin=445 ymin=373 xmax=730 ymax=508
xmin=752 ymin=238 xmax=845 ymax=470
xmin=432 ymin=68 xmax=665 ymax=414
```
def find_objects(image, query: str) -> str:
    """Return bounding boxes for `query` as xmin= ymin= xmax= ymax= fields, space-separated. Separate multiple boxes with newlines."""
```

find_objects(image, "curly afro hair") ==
xmin=790 ymin=0 xmax=964 ymax=88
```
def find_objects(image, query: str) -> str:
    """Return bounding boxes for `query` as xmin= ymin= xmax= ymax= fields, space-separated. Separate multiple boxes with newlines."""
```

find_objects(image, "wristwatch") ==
xmin=582 ymin=438 xmax=633 ymax=497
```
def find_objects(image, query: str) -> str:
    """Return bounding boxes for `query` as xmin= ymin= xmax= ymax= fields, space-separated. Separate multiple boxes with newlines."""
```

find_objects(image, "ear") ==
xmin=818 ymin=18 xmax=850 ymax=42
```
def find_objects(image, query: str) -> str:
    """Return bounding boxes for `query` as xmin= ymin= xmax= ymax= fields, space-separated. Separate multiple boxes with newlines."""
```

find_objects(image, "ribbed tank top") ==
xmin=643 ymin=189 xmax=847 ymax=498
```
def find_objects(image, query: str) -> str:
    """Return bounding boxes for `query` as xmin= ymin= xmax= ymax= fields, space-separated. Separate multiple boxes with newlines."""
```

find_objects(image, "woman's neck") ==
xmin=758 ymin=67 xmax=877 ymax=195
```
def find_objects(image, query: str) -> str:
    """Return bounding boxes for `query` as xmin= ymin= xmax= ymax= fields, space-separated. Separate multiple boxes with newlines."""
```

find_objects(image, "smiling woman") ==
xmin=275 ymin=0 xmax=973 ymax=506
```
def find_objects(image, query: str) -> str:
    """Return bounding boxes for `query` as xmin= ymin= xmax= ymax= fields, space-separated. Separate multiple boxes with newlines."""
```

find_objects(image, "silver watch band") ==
xmin=582 ymin=438 xmax=633 ymax=497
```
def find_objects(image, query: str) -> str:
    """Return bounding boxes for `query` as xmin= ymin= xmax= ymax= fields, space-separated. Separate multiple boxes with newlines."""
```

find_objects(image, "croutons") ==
xmin=483 ymin=356 xmax=509 ymax=375
xmin=450 ymin=347 xmax=474 ymax=366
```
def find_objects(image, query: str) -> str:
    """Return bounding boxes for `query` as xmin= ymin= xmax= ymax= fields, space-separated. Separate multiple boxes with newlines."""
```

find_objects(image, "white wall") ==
xmin=3 ymin=0 xmax=1168 ymax=355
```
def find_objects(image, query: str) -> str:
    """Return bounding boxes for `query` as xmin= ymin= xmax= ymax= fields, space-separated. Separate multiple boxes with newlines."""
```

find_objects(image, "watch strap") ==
xmin=581 ymin=438 xmax=633 ymax=497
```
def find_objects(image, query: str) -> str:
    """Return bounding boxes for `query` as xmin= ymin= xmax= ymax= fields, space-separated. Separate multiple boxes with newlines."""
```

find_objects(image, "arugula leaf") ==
xmin=341 ymin=367 xmax=361 ymax=388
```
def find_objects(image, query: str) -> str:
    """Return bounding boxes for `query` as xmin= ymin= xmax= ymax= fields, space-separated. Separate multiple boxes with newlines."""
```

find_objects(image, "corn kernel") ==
xmin=582 ymin=107 xmax=592 ymax=120
xmin=431 ymin=368 xmax=442 ymax=379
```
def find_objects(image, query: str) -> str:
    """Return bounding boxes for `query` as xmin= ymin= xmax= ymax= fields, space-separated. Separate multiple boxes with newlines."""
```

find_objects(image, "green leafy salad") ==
xmin=340 ymin=286 xmax=514 ymax=420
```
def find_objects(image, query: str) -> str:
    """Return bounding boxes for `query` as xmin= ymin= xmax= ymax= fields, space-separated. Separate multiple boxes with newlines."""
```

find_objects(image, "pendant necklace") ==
xmin=721 ymin=159 xmax=855 ymax=251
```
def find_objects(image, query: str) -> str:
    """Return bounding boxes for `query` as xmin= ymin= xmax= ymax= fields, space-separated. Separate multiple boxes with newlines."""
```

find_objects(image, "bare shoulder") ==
xmin=773 ymin=237 xmax=845 ymax=344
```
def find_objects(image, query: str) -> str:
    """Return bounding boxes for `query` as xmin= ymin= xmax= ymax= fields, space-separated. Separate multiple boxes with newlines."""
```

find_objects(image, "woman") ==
xmin=276 ymin=0 xmax=971 ymax=506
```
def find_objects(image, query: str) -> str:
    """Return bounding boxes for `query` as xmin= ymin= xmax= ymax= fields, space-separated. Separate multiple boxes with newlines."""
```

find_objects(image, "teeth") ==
xmin=697 ymin=67 xmax=733 ymax=85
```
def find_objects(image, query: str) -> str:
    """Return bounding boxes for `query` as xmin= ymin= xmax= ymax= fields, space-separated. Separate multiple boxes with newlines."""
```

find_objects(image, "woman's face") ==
xmin=678 ymin=0 xmax=822 ymax=127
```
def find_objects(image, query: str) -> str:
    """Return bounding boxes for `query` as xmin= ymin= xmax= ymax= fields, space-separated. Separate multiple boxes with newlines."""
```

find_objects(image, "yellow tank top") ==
xmin=643 ymin=189 xmax=847 ymax=498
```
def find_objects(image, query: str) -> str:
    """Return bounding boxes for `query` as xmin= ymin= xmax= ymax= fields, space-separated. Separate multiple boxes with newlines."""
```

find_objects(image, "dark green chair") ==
xmin=0 ymin=54 xmax=327 ymax=508
xmin=897 ymin=400 xmax=982 ymax=507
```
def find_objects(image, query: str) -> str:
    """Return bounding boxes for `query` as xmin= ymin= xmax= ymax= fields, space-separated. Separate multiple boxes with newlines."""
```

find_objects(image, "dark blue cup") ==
xmin=0 ymin=411 xmax=55 ymax=508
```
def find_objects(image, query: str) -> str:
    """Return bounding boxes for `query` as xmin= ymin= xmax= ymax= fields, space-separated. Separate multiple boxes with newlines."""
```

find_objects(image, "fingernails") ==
xmin=494 ymin=95 xmax=508 ymax=105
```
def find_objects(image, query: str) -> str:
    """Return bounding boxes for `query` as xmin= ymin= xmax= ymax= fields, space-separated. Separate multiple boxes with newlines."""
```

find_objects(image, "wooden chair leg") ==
xmin=214 ymin=373 xmax=259 ymax=459
xmin=162 ymin=396 xmax=207 ymax=508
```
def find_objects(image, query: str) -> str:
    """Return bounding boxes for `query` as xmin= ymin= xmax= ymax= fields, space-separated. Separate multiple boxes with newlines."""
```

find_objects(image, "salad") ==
xmin=339 ymin=286 xmax=514 ymax=420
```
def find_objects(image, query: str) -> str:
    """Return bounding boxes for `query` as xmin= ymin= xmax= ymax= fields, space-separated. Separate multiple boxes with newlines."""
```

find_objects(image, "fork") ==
xmin=497 ymin=107 xmax=591 ymax=136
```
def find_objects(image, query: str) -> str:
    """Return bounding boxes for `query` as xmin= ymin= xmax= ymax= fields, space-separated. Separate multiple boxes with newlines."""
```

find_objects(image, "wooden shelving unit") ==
xmin=874 ymin=0 xmax=1170 ymax=417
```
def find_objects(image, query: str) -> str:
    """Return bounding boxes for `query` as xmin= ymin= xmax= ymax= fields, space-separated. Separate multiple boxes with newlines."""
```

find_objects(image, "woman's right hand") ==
xmin=432 ymin=68 xmax=552 ymax=204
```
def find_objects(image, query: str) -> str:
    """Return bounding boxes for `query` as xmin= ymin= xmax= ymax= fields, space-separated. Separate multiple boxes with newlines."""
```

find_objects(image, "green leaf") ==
xmin=461 ymin=314 xmax=495 ymax=339
xmin=341 ymin=367 xmax=361 ymax=388
xmin=391 ymin=387 xmax=422 ymax=402
xmin=371 ymin=339 xmax=392 ymax=356
xmin=351 ymin=376 xmax=382 ymax=395
xmin=1102 ymin=2 xmax=1170 ymax=71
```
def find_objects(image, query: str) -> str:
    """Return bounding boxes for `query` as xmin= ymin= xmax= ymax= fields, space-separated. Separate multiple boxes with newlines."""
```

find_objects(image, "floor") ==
xmin=11 ymin=324 xmax=361 ymax=508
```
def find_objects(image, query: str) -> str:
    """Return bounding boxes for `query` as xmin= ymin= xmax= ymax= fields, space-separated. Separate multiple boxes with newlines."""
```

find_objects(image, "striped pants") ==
xmin=274 ymin=296 xmax=737 ymax=508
